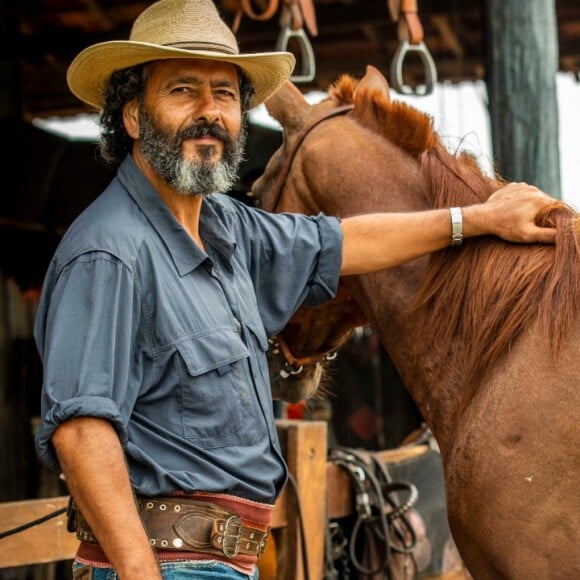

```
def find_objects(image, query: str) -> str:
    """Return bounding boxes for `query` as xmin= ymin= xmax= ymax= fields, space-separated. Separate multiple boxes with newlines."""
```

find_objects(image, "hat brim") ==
xmin=67 ymin=41 xmax=296 ymax=110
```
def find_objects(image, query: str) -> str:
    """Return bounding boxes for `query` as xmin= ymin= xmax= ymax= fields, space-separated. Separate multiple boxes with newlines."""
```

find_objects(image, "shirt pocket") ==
xmin=176 ymin=329 xmax=258 ymax=447
xmin=244 ymin=311 xmax=269 ymax=352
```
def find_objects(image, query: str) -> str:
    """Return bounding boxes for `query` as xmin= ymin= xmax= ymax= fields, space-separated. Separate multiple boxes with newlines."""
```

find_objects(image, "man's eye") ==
xmin=216 ymin=89 xmax=236 ymax=98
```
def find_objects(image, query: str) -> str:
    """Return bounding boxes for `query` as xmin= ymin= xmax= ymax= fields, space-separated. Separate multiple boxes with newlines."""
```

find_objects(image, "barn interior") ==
xmin=6 ymin=0 xmax=580 ymax=119
xmin=0 ymin=5 xmax=579 ymax=572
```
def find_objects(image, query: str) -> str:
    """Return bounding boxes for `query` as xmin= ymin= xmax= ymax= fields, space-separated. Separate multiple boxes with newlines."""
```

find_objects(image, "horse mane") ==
xmin=329 ymin=73 xmax=439 ymax=157
xmin=330 ymin=73 xmax=580 ymax=391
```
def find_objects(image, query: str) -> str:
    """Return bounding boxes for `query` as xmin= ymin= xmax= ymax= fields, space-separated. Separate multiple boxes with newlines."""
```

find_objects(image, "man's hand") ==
xmin=464 ymin=182 xmax=559 ymax=244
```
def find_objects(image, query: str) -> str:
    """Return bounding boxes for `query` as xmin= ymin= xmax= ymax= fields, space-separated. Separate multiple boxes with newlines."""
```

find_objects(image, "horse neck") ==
xmin=351 ymin=262 xmax=463 ymax=451
xmin=294 ymin=127 xmax=468 ymax=448
xmin=323 ymin=140 xmax=468 ymax=448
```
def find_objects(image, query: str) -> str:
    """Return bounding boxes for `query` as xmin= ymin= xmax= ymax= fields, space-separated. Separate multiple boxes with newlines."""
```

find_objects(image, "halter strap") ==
xmin=268 ymin=103 xmax=354 ymax=212
xmin=265 ymin=102 xmax=355 ymax=380
xmin=270 ymin=333 xmax=341 ymax=377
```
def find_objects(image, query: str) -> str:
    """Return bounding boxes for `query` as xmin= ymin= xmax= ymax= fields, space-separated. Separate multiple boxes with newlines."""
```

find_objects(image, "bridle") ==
xmin=266 ymin=103 xmax=354 ymax=213
xmin=269 ymin=335 xmax=338 ymax=378
xmin=261 ymin=102 xmax=355 ymax=379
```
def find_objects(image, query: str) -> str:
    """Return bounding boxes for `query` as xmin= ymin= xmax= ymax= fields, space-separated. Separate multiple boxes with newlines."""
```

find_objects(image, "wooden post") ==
xmin=484 ymin=0 xmax=561 ymax=197
xmin=275 ymin=419 xmax=327 ymax=580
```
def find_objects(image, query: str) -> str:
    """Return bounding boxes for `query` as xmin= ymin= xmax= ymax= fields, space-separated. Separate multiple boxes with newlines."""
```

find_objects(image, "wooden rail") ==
xmin=0 ymin=421 xmax=444 ymax=579
xmin=0 ymin=421 xmax=327 ymax=579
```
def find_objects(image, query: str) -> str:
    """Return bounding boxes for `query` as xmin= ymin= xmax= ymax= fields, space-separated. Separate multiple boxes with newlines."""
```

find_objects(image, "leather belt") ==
xmin=71 ymin=496 xmax=269 ymax=559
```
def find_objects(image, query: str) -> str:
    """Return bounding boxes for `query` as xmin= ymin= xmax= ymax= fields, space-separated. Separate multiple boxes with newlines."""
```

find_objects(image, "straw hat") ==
xmin=66 ymin=0 xmax=296 ymax=109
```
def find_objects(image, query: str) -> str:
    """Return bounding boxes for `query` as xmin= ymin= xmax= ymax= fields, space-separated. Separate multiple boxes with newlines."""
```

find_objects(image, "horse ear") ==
xmin=264 ymin=81 xmax=309 ymax=133
xmin=353 ymin=65 xmax=391 ymax=102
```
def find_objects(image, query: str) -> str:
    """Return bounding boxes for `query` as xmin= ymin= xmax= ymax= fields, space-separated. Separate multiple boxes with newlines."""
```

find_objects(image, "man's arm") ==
xmin=53 ymin=417 xmax=162 ymax=580
xmin=340 ymin=183 xmax=558 ymax=275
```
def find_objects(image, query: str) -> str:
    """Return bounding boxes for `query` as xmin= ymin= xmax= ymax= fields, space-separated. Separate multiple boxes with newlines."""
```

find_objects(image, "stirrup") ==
xmin=276 ymin=25 xmax=316 ymax=83
xmin=390 ymin=40 xmax=437 ymax=96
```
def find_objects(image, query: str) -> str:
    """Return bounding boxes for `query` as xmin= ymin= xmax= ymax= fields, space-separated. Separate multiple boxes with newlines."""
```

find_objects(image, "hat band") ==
xmin=161 ymin=41 xmax=239 ymax=56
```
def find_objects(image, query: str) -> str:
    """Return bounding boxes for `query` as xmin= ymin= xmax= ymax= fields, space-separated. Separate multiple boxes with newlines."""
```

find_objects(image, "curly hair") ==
xmin=98 ymin=62 xmax=256 ymax=167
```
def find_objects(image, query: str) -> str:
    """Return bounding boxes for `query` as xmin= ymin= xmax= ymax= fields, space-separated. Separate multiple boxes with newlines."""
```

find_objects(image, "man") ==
xmin=34 ymin=0 xmax=558 ymax=579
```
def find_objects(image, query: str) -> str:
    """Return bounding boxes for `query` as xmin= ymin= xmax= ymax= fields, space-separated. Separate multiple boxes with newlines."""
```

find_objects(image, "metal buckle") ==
xmin=258 ymin=529 xmax=269 ymax=555
xmin=222 ymin=515 xmax=243 ymax=558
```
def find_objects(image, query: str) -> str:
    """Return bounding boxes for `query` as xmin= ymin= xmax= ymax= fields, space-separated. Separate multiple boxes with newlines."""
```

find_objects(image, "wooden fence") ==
xmin=0 ymin=420 xmax=463 ymax=579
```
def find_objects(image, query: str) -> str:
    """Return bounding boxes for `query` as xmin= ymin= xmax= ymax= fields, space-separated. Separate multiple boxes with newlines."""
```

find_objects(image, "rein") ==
xmin=326 ymin=447 xmax=419 ymax=577
xmin=265 ymin=102 xmax=355 ymax=380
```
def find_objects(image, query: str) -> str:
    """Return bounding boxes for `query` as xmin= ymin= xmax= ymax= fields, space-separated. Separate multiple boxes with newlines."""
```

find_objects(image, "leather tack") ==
xmin=70 ymin=496 xmax=269 ymax=560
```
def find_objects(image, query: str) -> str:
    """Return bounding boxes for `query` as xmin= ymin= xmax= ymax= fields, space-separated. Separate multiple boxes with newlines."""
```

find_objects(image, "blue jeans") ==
xmin=72 ymin=561 xmax=259 ymax=579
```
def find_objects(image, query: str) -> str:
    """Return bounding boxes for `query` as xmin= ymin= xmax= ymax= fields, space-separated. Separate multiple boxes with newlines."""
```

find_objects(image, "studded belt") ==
xmin=70 ymin=496 xmax=269 ymax=559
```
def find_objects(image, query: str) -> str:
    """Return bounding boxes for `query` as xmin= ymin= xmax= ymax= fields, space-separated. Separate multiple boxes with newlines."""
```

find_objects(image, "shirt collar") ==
xmin=116 ymin=155 xmax=235 ymax=275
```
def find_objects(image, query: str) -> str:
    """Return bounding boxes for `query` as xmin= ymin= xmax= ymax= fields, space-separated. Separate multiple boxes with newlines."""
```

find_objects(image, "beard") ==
xmin=138 ymin=108 xmax=247 ymax=197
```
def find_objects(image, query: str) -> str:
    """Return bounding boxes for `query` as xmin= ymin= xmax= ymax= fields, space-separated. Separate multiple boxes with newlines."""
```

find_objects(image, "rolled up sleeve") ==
xmin=301 ymin=213 xmax=344 ymax=307
xmin=34 ymin=253 xmax=141 ymax=471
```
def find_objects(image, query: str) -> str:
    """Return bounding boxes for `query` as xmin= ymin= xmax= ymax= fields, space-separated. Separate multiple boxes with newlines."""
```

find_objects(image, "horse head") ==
xmin=254 ymin=65 xmax=428 ymax=400
xmin=255 ymin=64 xmax=579 ymax=402
xmin=268 ymin=284 xmax=368 ymax=402
xmin=254 ymin=75 xmax=370 ymax=401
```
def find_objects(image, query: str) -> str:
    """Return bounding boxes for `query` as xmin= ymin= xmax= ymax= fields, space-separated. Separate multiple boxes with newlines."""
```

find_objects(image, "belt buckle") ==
xmin=222 ymin=515 xmax=242 ymax=558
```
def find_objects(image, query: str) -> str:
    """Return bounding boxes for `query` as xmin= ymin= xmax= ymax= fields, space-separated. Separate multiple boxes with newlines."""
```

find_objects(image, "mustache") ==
xmin=177 ymin=122 xmax=233 ymax=145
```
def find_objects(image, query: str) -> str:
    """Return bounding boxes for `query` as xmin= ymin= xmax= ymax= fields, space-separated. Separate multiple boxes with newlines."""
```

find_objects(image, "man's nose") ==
xmin=195 ymin=92 xmax=220 ymax=124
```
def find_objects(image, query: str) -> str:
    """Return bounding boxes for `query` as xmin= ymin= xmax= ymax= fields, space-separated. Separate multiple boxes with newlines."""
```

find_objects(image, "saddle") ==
xmin=325 ymin=428 xmax=465 ymax=579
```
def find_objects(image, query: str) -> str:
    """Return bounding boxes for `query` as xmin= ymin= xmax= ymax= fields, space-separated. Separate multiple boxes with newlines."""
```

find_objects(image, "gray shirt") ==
xmin=34 ymin=155 xmax=343 ymax=504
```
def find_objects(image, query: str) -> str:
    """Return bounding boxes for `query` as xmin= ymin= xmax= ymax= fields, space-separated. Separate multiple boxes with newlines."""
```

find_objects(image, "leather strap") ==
xmin=388 ymin=0 xmax=424 ymax=44
xmin=229 ymin=0 xmax=280 ymax=33
xmin=72 ymin=497 xmax=269 ymax=559
xmin=281 ymin=0 xmax=318 ymax=36
xmin=227 ymin=0 xmax=317 ymax=37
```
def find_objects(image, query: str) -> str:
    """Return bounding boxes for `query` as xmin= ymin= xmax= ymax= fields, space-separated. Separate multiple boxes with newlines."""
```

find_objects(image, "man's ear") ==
xmin=123 ymin=99 xmax=140 ymax=139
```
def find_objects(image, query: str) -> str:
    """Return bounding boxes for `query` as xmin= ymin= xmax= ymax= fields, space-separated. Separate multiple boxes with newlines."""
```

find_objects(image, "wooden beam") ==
xmin=0 ymin=496 xmax=78 ymax=568
xmin=485 ymin=0 xmax=561 ymax=196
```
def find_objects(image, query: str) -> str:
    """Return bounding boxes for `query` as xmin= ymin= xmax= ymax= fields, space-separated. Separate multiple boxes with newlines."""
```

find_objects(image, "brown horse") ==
xmin=253 ymin=66 xmax=580 ymax=578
